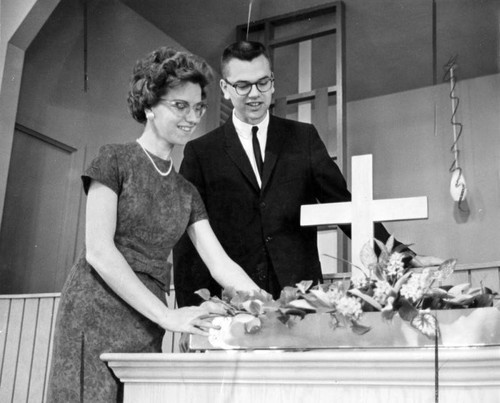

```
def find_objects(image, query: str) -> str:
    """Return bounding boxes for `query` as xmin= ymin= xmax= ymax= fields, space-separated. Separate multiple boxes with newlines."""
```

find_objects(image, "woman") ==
xmin=47 ymin=47 xmax=259 ymax=402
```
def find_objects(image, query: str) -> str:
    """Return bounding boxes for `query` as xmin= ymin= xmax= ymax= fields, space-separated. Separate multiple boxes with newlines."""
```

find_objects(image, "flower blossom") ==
xmin=400 ymin=270 xmax=433 ymax=302
xmin=351 ymin=275 xmax=368 ymax=289
xmin=373 ymin=280 xmax=392 ymax=305
xmin=386 ymin=252 xmax=405 ymax=277
xmin=401 ymin=276 xmax=422 ymax=301
xmin=326 ymin=285 xmax=344 ymax=305
xmin=336 ymin=296 xmax=363 ymax=320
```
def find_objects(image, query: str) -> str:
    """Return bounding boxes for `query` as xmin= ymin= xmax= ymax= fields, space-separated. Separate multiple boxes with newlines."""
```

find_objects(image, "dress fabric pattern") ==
xmin=47 ymin=142 xmax=207 ymax=403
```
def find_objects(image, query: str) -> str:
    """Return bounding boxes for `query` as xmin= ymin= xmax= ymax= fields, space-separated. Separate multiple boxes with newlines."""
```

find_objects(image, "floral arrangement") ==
xmin=197 ymin=236 xmax=499 ymax=341
xmin=349 ymin=236 xmax=498 ymax=338
xmin=197 ymin=277 xmax=370 ymax=337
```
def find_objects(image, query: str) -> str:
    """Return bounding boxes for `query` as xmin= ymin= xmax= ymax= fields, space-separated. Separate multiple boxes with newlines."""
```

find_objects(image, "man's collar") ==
xmin=232 ymin=110 xmax=270 ymax=136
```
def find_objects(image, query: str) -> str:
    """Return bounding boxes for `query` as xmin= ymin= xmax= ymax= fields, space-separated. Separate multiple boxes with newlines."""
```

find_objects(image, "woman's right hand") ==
xmin=160 ymin=306 xmax=222 ymax=336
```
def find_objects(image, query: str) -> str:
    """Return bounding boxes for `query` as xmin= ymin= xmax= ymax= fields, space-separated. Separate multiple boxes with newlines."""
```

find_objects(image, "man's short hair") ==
xmin=221 ymin=41 xmax=272 ymax=78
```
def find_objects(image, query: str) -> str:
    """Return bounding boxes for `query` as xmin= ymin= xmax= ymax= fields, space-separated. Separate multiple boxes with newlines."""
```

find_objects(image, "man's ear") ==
xmin=220 ymin=79 xmax=231 ymax=100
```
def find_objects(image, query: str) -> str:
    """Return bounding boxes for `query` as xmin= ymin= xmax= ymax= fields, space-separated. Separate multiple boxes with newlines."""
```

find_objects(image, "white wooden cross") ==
xmin=301 ymin=154 xmax=428 ymax=280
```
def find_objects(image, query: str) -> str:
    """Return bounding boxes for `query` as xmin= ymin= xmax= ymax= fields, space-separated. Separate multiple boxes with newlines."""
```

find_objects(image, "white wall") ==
xmin=348 ymin=73 xmax=500 ymax=264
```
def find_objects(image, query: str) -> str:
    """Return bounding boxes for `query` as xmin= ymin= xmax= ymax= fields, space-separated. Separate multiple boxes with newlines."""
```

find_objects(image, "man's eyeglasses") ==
xmin=224 ymin=76 xmax=274 ymax=96
xmin=161 ymin=99 xmax=208 ymax=118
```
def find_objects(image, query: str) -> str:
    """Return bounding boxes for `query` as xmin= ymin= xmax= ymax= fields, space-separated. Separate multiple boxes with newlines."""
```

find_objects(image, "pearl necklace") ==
xmin=136 ymin=139 xmax=173 ymax=176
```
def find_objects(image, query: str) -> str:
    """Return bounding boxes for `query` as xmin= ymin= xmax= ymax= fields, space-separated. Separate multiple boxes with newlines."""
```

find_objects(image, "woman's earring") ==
xmin=146 ymin=110 xmax=155 ymax=120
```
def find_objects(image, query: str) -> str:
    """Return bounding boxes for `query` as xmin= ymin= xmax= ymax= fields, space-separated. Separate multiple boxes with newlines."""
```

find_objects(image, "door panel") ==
xmin=0 ymin=126 xmax=84 ymax=293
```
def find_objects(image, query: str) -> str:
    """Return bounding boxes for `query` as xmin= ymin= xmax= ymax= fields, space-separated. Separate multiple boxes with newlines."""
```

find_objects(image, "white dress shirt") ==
xmin=232 ymin=110 xmax=269 ymax=187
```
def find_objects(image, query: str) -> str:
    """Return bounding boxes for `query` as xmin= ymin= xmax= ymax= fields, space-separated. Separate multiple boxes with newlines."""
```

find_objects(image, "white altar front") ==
xmin=102 ymin=346 xmax=500 ymax=403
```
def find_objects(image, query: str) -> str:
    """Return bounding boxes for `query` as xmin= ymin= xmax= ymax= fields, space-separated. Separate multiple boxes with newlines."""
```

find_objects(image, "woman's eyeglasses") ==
xmin=224 ymin=76 xmax=274 ymax=96
xmin=161 ymin=99 xmax=208 ymax=118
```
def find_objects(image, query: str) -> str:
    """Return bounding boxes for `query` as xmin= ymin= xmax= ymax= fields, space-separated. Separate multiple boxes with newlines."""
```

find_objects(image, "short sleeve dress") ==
xmin=47 ymin=142 xmax=207 ymax=403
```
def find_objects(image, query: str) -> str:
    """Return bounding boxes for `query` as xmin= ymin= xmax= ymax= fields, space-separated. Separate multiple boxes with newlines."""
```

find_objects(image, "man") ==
xmin=173 ymin=41 xmax=433 ymax=306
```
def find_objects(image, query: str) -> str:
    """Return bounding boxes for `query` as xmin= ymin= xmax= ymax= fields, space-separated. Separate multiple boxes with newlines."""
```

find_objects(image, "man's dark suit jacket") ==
xmin=173 ymin=115 xmax=395 ymax=307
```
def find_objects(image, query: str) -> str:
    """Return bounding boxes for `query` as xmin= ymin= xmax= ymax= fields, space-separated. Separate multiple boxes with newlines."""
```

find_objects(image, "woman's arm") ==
xmin=187 ymin=219 xmax=259 ymax=292
xmin=85 ymin=181 xmax=214 ymax=335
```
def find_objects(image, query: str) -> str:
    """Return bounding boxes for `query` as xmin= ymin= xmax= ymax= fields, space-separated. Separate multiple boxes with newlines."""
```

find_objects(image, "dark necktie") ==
xmin=252 ymin=126 xmax=264 ymax=178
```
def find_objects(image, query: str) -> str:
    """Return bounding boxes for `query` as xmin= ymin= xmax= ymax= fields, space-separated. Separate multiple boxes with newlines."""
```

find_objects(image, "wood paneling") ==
xmin=0 ymin=291 xmax=179 ymax=403
xmin=0 ymin=126 xmax=84 ymax=294
xmin=0 ymin=295 xmax=58 ymax=403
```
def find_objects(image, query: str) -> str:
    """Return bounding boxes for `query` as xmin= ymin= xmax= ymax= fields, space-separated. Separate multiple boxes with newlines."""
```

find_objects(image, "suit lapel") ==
xmin=261 ymin=116 xmax=287 ymax=192
xmin=223 ymin=119 xmax=260 ymax=191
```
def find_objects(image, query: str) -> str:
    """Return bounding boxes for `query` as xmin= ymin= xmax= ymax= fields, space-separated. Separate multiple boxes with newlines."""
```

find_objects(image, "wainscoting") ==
xmin=0 ymin=290 xmax=179 ymax=403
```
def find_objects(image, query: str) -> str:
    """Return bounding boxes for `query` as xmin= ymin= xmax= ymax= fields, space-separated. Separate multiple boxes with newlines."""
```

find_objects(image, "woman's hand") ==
xmin=200 ymin=300 xmax=228 ymax=315
xmin=160 ymin=306 xmax=222 ymax=336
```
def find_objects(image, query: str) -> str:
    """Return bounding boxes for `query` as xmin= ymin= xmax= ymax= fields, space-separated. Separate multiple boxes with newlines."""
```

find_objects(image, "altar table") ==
xmin=102 ymin=346 xmax=500 ymax=403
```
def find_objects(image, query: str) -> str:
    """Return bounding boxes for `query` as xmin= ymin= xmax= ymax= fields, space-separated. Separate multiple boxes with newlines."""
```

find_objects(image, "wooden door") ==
xmin=0 ymin=125 xmax=84 ymax=293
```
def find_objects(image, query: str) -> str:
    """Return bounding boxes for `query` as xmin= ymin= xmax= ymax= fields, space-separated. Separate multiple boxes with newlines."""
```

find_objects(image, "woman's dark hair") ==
xmin=220 ymin=41 xmax=272 ymax=79
xmin=127 ymin=47 xmax=213 ymax=123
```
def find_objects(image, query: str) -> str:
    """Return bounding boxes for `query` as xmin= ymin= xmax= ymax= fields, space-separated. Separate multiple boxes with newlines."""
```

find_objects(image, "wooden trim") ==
xmin=15 ymin=124 xmax=76 ymax=153
xmin=453 ymin=261 xmax=500 ymax=271
xmin=0 ymin=293 xmax=61 ymax=299
xmin=102 ymin=348 xmax=500 ymax=403
xmin=237 ymin=2 xmax=340 ymax=34
xmin=56 ymin=145 xmax=86 ymax=285
xmin=269 ymin=27 xmax=337 ymax=49
xmin=271 ymin=85 xmax=337 ymax=106
xmin=324 ymin=261 xmax=500 ymax=280
xmin=335 ymin=1 xmax=348 ymax=274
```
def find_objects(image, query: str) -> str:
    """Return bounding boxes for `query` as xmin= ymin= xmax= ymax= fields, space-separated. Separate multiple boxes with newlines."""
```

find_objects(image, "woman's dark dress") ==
xmin=47 ymin=142 xmax=207 ymax=402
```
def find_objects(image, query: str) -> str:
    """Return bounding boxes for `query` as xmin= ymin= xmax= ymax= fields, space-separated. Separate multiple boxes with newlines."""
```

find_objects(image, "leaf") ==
xmin=381 ymin=308 xmax=396 ymax=321
xmin=340 ymin=278 xmax=352 ymax=291
xmin=443 ymin=294 xmax=475 ymax=306
xmin=348 ymin=288 xmax=383 ymax=311
xmin=394 ymin=271 xmax=413 ymax=293
xmin=244 ymin=317 xmax=262 ymax=334
xmin=261 ymin=300 xmax=281 ymax=312
xmin=411 ymin=312 xmax=439 ymax=340
xmin=249 ymin=288 xmax=274 ymax=303
xmin=397 ymin=298 xmax=419 ymax=322
xmin=425 ymin=287 xmax=450 ymax=298
xmin=278 ymin=286 xmax=299 ymax=305
xmin=313 ymin=306 xmax=337 ymax=314
xmin=332 ymin=312 xmax=351 ymax=328
xmin=304 ymin=288 xmax=333 ymax=308
xmin=296 ymin=280 xmax=314 ymax=294
xmin=229 ymin=292 xmax=249 ymax=308
xmin=278 ymin=307 xmax=306 ymax=320
xmin=385 ymin=235 xmax=395 ymax=253
xmin=435 ymin=258 xmax=456 ymax=281
xmin=221 ymin=287 xmax=237 ymax=302
xmin=242 ymin=299 xmax=264 ymax=315
xmin=194 ymin=288 xmax=211 ymax=301
xmin=474 ymin=293 xmax=495 ymax=308
xmin=233 ymin=313 xmax=256 ymax=323
xmin=374 ymin=238 xmax=390 ymax=265
xmin=288 ymin=299 xmax=317 ymax=311
xmin=393 ymin=243 xmax=414 ymax=254
xmin=447 ymin=283 xmax=471 ymax=296
xmin=360 ymin=240 xmax=378 ymax=268
xmin=350 ymin=320 xmax=371 ymax=335
xmin=373 ymin=263 xmax=387 ymax=282
xmin=467 ymin=287 xmax=484 ymax=296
